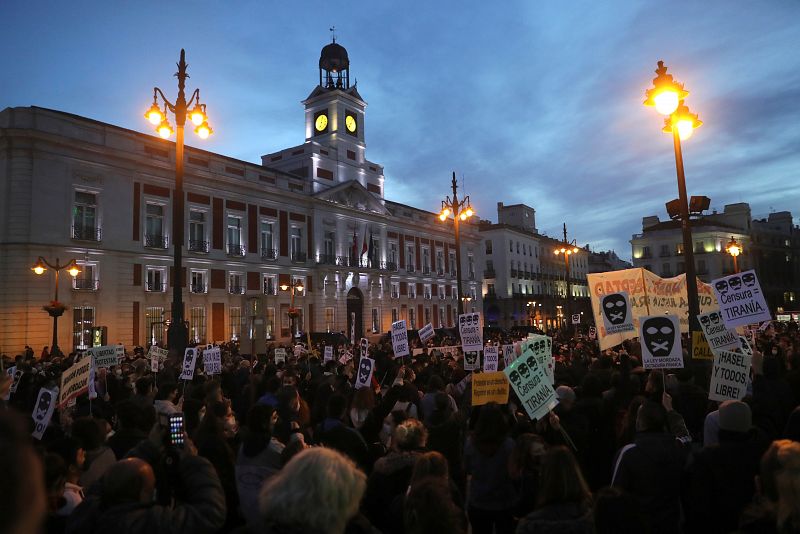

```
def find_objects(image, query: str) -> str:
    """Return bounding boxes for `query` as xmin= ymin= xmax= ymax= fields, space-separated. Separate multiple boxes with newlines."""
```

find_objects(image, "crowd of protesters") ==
xmin=2 ymin=321 xmax=800 ymax=534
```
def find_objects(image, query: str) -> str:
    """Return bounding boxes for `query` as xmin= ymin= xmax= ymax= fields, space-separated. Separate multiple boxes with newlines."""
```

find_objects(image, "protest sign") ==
xmin=89 ymin=344 xmax=124 ymax=369
xmin=692 ymin=331 xmax=714 ymax=360
xmin=3 ymin=366 xmax=15 ymax=400
xmin=179 ymin=348 xmax=198 ymax=380
xmin=274 ymin=347 xmax=287 ymax=364
xmin=338 ymin=350 xmax=353 ymax=365
xmin=391 ymin=320 xmax=410 ymax=358
xmin=502 ymin=344 xmax=516 ymax=368
xmin=324 ymin=346 xmax=334 ymax=362
xmin=418 ymin=323 xmax=435 ymax=344
xmin=588 ymin=326 xmax=596 ymax=340
xmin=698 ymin=309 xmax=741 ymax=354
xmin=58 ymin=358 xmax=92 ymax=407
xmin=738 ymin=336 xmax=753 ymax=357
xmin=412 ymin=345 xmax=461 ymax=357
xmin=600 ymin=291 xmax=635 ymax=335
xmin=458 ymin=313 xmax=483 ymax=352
xmin=355 ymin=357 xmax=375 ymax=389
xmin=571 ymin=314 xmax=581 ymax=325
xmin=483 ymin=345 xmax=499 ymax=372
xmin=711 ymin=270 xmax=771 ymax=329
xmin=151 ymin=354 xmax=159 ymax=373
xmin=504 ymin=348 xmax=557 ymax=421
xmin=88 ymin=366 xmax=97 ymax=400
xmin=521 ymin=335 xmax=553 ymax=383
xmin=639 ymin=314 xmax=684 ymax=369
xmin=588 ymin=268 xmax=718 ymax=350
xmin=472 ymin=372 xmax=509 ymax=406
xmin=463 ymin=351 xmax=480 ymax=371
xmin=360 ymin=338 xmax=369 ymax=357
xmin=147 ymin=345 xmax=169 ymax=362
xmin=203 ymin=345 xmax=222 ymax=375
xmin=9 ymin=367 xmax=23 ymax=394
xmin=709 ymin=350 xmax=751 ymax=402
xmin=31 ymin=387 xmax=58 ymax=440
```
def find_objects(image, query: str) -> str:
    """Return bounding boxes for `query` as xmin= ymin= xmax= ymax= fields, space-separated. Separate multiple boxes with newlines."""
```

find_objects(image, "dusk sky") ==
xmin=2 ymin=1 xmax=798 ymax=259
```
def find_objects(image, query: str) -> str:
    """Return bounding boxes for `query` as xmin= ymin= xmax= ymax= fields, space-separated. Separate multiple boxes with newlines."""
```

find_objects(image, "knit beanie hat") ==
xmin=718 ymin=400 xmax=752 ymax=433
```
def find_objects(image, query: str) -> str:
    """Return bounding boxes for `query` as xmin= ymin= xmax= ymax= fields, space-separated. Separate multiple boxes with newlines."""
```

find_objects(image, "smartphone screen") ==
xmin=168 ymin=414 xmax=185 ymax=448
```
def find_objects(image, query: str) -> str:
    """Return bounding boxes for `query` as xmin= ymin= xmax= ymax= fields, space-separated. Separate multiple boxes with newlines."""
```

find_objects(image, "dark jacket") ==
xmin=106 ymin=428 xmax=147 ymax=460
xmin=363 ymin=450 xmax=422 ymax=532
xmin=66 ymin=452 xmax=226 ymax=534
xmin=315 ymin=417 xmax=371 ymax=472
xmin=516 ymin=502 xmax=593 ymax=534
xmin=684 ymin=429 xmax=770 ymax=534
xmin=612 ymin=419 xmax=690 ymax=534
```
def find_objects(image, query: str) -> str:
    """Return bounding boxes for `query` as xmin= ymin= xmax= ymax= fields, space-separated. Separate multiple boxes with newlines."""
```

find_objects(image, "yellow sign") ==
xmin=472 ymin=372 xmax=510 ymax=406
xmin=692 ymin=331 xmax=713 ymax=360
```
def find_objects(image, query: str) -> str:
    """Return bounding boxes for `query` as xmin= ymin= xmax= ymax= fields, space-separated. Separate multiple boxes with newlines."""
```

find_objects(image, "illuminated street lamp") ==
xmin=553 ymin=223 xmax=580 ymax=333
xmin=31 ymin=257 xmax=80 ymax=356
xmin=645 ymin=60 xmax=703 ymax=351
xmin=438 ymin=172 xmax=476 ymax=315
xmin=726 ymin=236 xmax=742 ymax=273
xmin=280 ymin=279 xmax=305 ymax=339
xmin=144 ymin=50 xmax=214 ymax=359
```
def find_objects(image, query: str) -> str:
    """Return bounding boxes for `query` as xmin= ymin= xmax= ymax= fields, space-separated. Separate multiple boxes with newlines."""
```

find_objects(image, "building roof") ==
xmin=478 ymin=222 xmax=585 ymax=249
xmin=642 ymin=217 xmax=743 ymax=233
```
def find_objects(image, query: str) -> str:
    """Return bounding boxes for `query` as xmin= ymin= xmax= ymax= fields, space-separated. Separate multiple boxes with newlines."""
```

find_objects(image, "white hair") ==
xmin=258 ymin=447 xmax=366 ymax=534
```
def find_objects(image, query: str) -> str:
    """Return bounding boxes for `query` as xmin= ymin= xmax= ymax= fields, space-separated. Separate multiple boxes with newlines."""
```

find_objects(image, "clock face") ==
xmin=315 ymin=113 xmax=328 ymax=132
xmin=345 ymin=115 xmax=357 ymax=133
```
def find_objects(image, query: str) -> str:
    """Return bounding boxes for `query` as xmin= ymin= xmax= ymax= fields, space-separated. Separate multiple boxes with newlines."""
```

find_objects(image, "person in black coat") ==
xmin=314 ymin=393 xmax=371 ymax=472
xmin=684 ymin=400 xmax=770 ymax=534
xmin=611 ymin=395 xmax=690 ymax=534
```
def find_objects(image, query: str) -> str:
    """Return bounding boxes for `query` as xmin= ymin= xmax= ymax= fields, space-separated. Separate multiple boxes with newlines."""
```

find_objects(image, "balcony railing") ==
xmin=227 ymin=243 xmax=246 ymax=257
xmin=391 ymin=291 xmax=399 ymax=299
xmin=261 ymin=248 xmax=278 ymax=260
xmin=292 ymin=251 xmax=307 ymax=263
xmin=263 ymin=285 xmax=277 ymax=296
xmin=317 ymin=254 xmax=337 ymax=265
xmin=485 ymin=270 xmax=496 ymax=279
xmin=510 ymin=270 xmax=518 ymax=278
xmin=73 ymin=279 xmax=98 ymax=291
xmin=640 ymin=251 xmax=652 ymax=259
xmin=229 ymin=285 xmax=246 ymax=295
xmin=660 ymin=250 xmax=671 ymax=258
xmin=406 ymin=264 xmax=416 ymax=273
xmin=145 ymin=281 xmax=166 ymax=292
xmin=422 ymin=267 xmax=431 ymax=275
xmin=144 ymin=234 xmax=168 ymax=249
xmin=424 ymin=293 xmax=432 ymax=300
xmin=437 ymin=268 xmax=444 ymax=276
xmin=189 ymin=240 xmax=209 ymax=253
xmin=72 ymin=226 xmax=102 ymax=242
xmin=387 ymin=261 xmax=399 ymax=272
xmin=190 ymin=284 xmax=207 ymax=294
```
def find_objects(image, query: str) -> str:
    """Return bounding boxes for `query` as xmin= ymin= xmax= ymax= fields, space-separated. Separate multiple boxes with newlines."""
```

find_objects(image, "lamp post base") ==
xmin=167 ymin=322 xmax=188 ymax=360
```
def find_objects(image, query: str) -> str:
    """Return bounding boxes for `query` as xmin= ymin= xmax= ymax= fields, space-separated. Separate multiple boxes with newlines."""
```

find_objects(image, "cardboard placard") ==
xmin=274 ymin=347 xmax=287 ymax=364
xmin=472 ymin=372 xmax=509 ymax=406
xmin=698 ymin=309 xmax=742 ymax=354
xmin=502 ymin=344 xmax=516 ymax=368
xmin=588 ymin=326 xmax=597 ymax=340
xmin=147 ymin=345 xmax=169 ymax=362
xmin=711 ymin=270 xmax=771 ymax=329
xmin=391 ymin=320 xmax=409 ymax=358
xmin=58 ymin=358 xmax=92 ymax=407
xmin=463 ymin=351 xmax=480 ymax=371
xmin=504 ymin=348 xmax=557 ymax=421
xmin=360 ymin=338 xmax=369 ymax=357
xmin=483 ymin=345 xmax=499 ymax=372
xmin=458 ymin=313 xmax=483 ymax=353
xmin=32 ymin=387 xmax=58 ymax=440
xmin=203 ymin=345 xmax=222 ymax=375
xmin=571 ymin=314 xmax=581 ymax=325
xmin=709 ymin=350 xmax=751 ymax=402
xmin=355 ymin=357 xmax=375 ymax=389
xmin=90 ymin=344 xmax=125 ymax=369
xmin=600 ymin=291 xmax=635 ymax=335
xmin=639 ymin=314 xmax=684 ymax=369
xmin=324 ymin=346 xmax=334 ymax=362
xmin=692 ymin=331 xmax=714 ymax=360
xmin=179 ymin=348 xmax=199 ymax=380
xmin=418 ymin=323 xmax=435 ymax=344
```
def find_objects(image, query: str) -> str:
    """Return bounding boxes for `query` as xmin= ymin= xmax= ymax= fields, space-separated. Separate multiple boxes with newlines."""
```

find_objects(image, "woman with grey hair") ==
xmin=258 ymin=447 xmax=367 ymax=534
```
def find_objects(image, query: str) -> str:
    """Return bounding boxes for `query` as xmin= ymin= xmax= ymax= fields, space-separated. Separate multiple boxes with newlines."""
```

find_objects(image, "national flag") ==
xmin=361 ymin=223 xmax=369 ymax=256
xmin=368 ymin=231 xmax=375 ymax=265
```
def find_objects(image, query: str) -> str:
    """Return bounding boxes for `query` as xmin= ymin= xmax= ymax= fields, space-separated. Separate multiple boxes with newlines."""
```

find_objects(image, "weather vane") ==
xmin=330 ymin=26 xmax=337 ymax=43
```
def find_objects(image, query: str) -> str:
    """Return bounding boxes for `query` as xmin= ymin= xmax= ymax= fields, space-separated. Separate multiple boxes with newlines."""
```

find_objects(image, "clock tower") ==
xmin=263 ymin=38 xmax=384 ymax=197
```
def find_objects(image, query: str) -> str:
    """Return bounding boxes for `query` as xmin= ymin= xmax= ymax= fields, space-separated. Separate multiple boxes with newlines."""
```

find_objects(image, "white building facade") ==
xmin=0 ymin=41 xmax=481 ymax=354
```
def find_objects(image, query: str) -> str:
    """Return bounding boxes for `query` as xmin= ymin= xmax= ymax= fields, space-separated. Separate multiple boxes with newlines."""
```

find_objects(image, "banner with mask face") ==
xmin=638 ymin=314 xmax=684 ymax=369
xmin=698 ymin=309 xmax=741 ymax=354
xmin=588 ymin=268 xmax=718 ymax=350
xmin=711 ymin=270 xmax=771 ymax=329
xmin=32 ymin=387 xmax=58 ymax=440
xmin=504 ymin=347 xmax=557 ymax=421
xmin=463 ymin=351 xmax=480 ymax=371
xmin=458 ymin=313 xmax=483 ymax=353
xmin=355 ymin=357 xmax=375 ymax=389
xmin=179 ymin=348 xmax=199 ymax=380
xmin=274 ymin=347 xmax=287 ymax=364
xmin=600 ymin=291 xmax=635 ymax=335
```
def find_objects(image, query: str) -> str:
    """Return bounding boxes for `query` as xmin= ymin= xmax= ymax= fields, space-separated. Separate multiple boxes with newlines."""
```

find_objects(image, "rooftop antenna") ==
xmin=329 ymin=26 xmax=337 ymax=43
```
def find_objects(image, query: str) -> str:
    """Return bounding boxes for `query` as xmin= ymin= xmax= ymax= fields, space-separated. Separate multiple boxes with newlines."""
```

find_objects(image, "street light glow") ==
xmin=726 ymin=236 xmax=742 ymax=257
xmin=653 ymin=91 xmax=680 ymax=116
xmin=189 ymin=103 xmax=206 ymax=126
xmin=644 ymin=61 xmax=688 ymax=116
xmin=68 ymin=266 xmax=81 ymax=277
xmin=195 ymin=121 xmax=213 ymax=139
xmin=158 ymin=119 xmax=173 ymax=139
xmin=145 ymin=103 xmax=163 ymax=125
xmin=280 ymin=284 xmax=289 ymax=291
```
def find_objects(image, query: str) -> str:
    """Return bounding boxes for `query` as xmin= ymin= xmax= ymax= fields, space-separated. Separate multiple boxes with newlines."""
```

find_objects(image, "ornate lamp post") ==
xmin=31 ymin=257 xmax=80 ymax=356
xmin=144 ymin=49 xmax=214 ymax=359
xmin=438 ymin=172 xmax=475 ymax=315
xmin=280 ymin=279 xmax=305 ymax=340
xmin=726 ymin=236 xmax=742 ymax=273
xmin=644 ymin=60 xmax=702 ymax=350
xmin=554 ymin=223 xmax=579 ymax=333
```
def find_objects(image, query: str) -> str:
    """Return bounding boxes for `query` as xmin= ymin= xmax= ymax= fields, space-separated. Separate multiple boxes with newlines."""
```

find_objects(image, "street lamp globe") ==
xmin=158 ymin=118 xmax=174 ymax=139
xmin=145 ymin=102 xmax=163 ymax=125
xmin=189 ymin=103 xmax=206 ymax=126
xmin=644 ymin=61 xmax=688 ymax=116
xmin=67 ymin=265 xmax=81 ymax=277
xmin=726 ymin=236 xmax=741 ymax=257
xmin=195 ymin=121 xmax=213 ymax=139
xmin=32 ymin=259 xmax=46 ymax=275
xmin=279 ymin=284 xmax=289 ymax=291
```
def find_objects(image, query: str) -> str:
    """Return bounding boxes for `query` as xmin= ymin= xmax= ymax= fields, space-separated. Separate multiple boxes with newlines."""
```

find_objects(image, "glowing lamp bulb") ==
xmin=439 ymin=213 xmax=447 ymax=222
xmin=189 ymin=104 xmax=205 ymax=126
xmin=68 ymin=266 xmax=81 ymax=277
xmin=465 ymin=207 xmax=474 ymax=218
xmin=280 ymin=284 xmax=289 ymax=291
xmin=32 ymin=265 xmax=45 ymax=275
xmin=676 ymin=119 xmax=694 ymax=140
xmin=459 ymin=212 xmax=467 ymax=221
xmin=145 ymin=104 xmax=163 ymax=125
xmin=157 ymin=120 xmax=173 ymax=139
xmin=195 ymin=121 xmax=212 ymax=139
xmin=654 ymin=90 xmax=680 ymax=116
xmin=296 ymin=285 xmax=304 ymax=292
